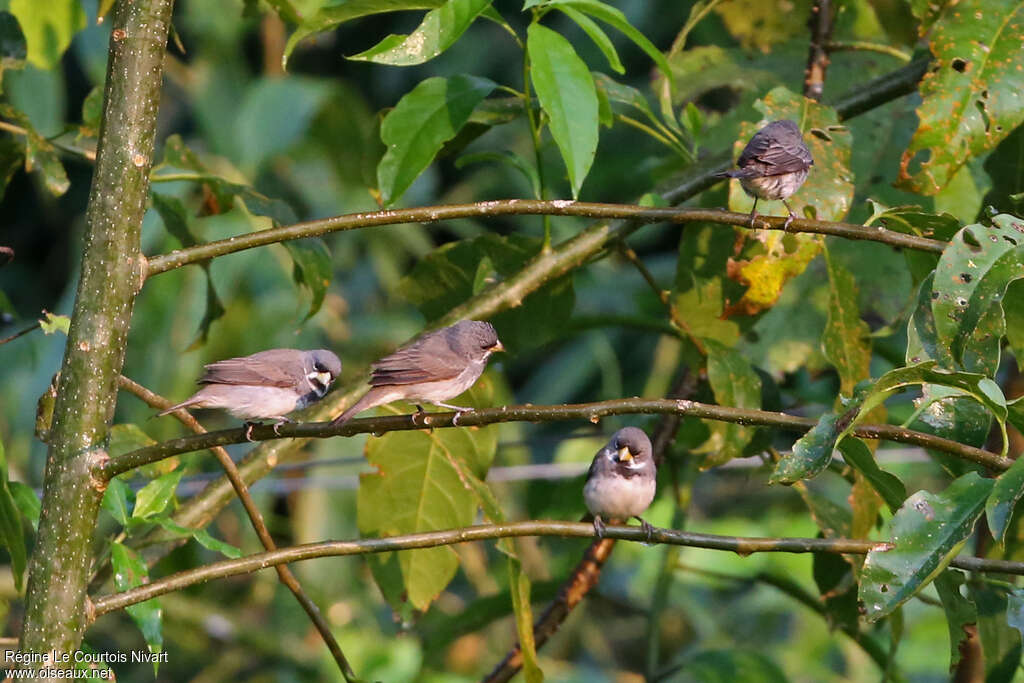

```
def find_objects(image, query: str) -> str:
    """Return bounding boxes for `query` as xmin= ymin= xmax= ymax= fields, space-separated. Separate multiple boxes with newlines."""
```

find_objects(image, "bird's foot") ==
xmin=243 ymin=422 xmax=259 ymax=442
xmin=783 ymin=212 xmax=797 ymax=230
xmin=748 ymin=210 xmax=760 ymax=229
xmin=592 ymin=516 xmax=606 ymax=539
xmin=432 ymin=402 xmax=473 ymax=426
xmin=638 ymin=517 xmax=655 ymax=543
xmin=271 ymin=416 xmax=292 ymax=436
xmin=412 ymin=405 xmax=429 ymax=427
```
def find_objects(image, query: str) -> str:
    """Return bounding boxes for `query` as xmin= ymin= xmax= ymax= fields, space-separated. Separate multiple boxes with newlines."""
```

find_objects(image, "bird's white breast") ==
xmin=583 ymin=473 xmax=656 ymax=520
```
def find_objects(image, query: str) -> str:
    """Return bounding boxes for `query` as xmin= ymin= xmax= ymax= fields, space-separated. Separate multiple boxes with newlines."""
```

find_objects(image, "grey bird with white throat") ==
xmin=583 ymin=427 xmax=657 ymax=539
xmin=159 ymin=348 xmax=341 ymax=439
xmin=718 ymin=119 xmax=813 ymax=229
xmin=330 ymin=320 xmax=504 ymax=428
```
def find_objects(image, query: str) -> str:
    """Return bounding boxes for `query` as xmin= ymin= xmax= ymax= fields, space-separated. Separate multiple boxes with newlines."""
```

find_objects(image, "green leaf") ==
xmin=0 ymin=104 xmax=69 ymax=197
xmin=283 ymin=0 xmax=512 ymax=69
xmin=283 ymin=238 xmax=332 ymax=322
xmin=822 ymin=247 xmax=871 ymax=395
xmin=102 ymin=477 xmax=131 ymax=526
xmin=508 ymin=554 xmax=542 ymax=683
xmin=859 ymin=472 xmax=993 ymax=622
xmin=987 ymin=446 xmax=1024 ymax=542
xmin=152 ymin=518 xmax=242 ymax=558
xmin=1008 ymin=587 xmax=1024 ymax=641
xmin=38 ymin=311 xmax=69 ymax=335
xmin=110 ymin=542 xmax=164 ymax=672
xmin=982 ymin=122 xmax=1024 ymax=213
xmin=872 ymin=205 xmax=961 ymax=285
xmin=79 ymin=84 xmax=103 ymax=138
xmin=349 ymin=0 xmax=493 ymax=65
xmin=696 ymin=340 xmax=762 ymax=468
xmin=969 ymin=582 xmax=1023 ymax=683
xmin=770 ymin=412 xmax=839 ymax=485
xmin=555 ymin=6 xmax=623 ymax=74
xmin=109 ymin=423 xmax=157 ymax=458
xmin=934 ymin=570 xmax=978 ymax=670
xmin=0 ymin=440 xmax=27 ymax=592
xmin=357 ymin=381 xmax=498 ymax=611
xmin=9 ymin=481 xmax=39 ymax=529
xmin=398 ymin=233 xmax=574 ymax=351
xmin=527 ymin=23 xmax=598 ymax=199
xmin=455 ymin=150 xmax=541 ymax=198
xmin=838 ymin=438 xmax=907 ymax=513
xmin=540 ymin=0 xmax=672 ymax=82
xmin=377 ymin=74 xmax=496 ymax=204
xmin=672 ymin=223 xmax=740 ymax=346
xmin=933 ymin=215 xmax=1024 ymax=372
xmin=897 ymin=0 xmax=1024 ymax=195
xmin=0 ymin=136 xmax=23 ymax=201
xmin=8 ymin=0 xmax=85 ymax=70
xmin=132 ymin=470 xmax=183 ymax=520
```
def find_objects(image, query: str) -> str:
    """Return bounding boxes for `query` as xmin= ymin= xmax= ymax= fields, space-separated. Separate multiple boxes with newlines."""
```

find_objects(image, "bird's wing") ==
xmin=199 ymin=351 xmax=303 ymax=387
xmin=369 ymin=331 xmax=466 ymax=386
xmin=738 ymin=127 xmax=812 ymax=175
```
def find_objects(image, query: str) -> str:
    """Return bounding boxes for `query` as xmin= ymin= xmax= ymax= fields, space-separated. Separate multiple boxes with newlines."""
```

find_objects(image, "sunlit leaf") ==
xmin=102 ymin=477 xmax=131 ymax=526
xmin=527 ymin=23 xmax=598 ymax=198
xmin=349 ymin=0 xmax=493 ymax=66
xmin=556 ymin=6 xmax=623 ymax=73
xmin=8 ymin=0 xmax=84 ymax=70
xmin=132 ymin=470 xmax=183 ymax=520
xmin=859 ymin=472 xmax=993 ymax=622
xmin=897 ymin=0 xmax=1024 ymax=194
xmin=377 ymin=74 xmax=496 ymax=204
xmin=38 ymin=311 xmax=69 ymax=335
xmin=152 ymin=518 xmax=242 ymax=559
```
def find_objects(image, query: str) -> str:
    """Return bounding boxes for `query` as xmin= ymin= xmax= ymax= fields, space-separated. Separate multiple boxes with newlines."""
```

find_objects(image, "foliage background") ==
xmin=1 ymin=0 xmax=1023 ymax=680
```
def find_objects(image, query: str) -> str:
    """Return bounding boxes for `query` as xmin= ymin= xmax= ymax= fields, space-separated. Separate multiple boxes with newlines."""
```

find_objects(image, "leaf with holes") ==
xmin=357 ymin=380 xmax=498 ymax=611
xmin=897 ymin=0 xmax=1024 ymax=194
xmin=860 ymin=472 xmax=993 ymax=622
xmin=933 ymin=215 xmax=1024 ymax=372
xmin=349 ymin=0 xmax=493 ymax=66
xmin=770 ymin=412 xmax=840 ymax=484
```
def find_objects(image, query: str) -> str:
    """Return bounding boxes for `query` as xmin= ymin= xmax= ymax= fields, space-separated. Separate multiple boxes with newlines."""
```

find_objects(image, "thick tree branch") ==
xmin=19 ymin=0 xmax=173 ymax=659
xmin=101 ymin=398 xmax=1011 ymax=479
xmin=144 ymin=204 xmax=943 ymax=277
xmin=117 ymin=376 xmax=360 ymax=682
xmin=90 ymin=521 xmax=1024 ymax=617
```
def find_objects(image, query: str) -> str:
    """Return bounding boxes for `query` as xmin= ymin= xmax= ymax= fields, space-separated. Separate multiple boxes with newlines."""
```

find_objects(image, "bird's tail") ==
xmin=330 ymin=390 xmax=378 ymax=427
xmin=157 ymin=398 xmax=198 ymax=417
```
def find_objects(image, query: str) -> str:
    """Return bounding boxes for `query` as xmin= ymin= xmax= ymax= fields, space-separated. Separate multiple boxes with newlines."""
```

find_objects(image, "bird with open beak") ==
xmin=583 ymin=427 xmax=657 ymax=539
xmin=331 ymin=320 xmax=504 ymax=428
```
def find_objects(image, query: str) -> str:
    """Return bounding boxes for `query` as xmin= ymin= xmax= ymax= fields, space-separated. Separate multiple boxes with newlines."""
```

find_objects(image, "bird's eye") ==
xmin=314 ymin=363 xmax=327 ymax=372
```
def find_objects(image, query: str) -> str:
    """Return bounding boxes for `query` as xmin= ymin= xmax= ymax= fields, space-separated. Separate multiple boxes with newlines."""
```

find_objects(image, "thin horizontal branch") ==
xmin=826 ymin=40 xmax=912 ymax=62
xmin=144 ymin=203 xmax=944 ymax=277
xmin=90 ymin=520 xmax=1024 ymax=617
xmin=100 ymin=398 xmax=1010 ymax=479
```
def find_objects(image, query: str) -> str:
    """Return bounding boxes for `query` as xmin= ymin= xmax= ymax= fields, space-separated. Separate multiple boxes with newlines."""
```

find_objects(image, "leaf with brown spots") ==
xmin=897 ymin=0 xmax=1024 ymax=194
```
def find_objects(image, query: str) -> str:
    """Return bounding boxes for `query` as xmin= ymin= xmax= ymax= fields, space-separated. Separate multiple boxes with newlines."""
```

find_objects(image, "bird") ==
xmin=717 ymin=119 xmax=813 ymax=229
xmin=583 ymin=427 xmax=657 ymax=540
xmin=158 ymin=348 xmax=341 ymax=440
xmin=330 ymin=320 xmax=504 ymax=428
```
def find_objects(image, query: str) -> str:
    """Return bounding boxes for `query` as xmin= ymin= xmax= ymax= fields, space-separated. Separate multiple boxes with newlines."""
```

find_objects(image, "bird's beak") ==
xmin=617 ymin=446 xmax=633 ymax=462
xmin=492 ymin=340 xmax=506 ymax=353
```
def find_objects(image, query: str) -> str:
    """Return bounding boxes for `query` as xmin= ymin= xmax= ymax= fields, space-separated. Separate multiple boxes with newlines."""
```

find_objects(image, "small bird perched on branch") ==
xmin=718 ymin=119 xmax=813 ymax=228
xmin=583 ymin=427 xmax=657 ymax=539
xmin=330 ymin=320 xmax=504 ymax=428
xmin=159 ymin=349 xmax=341 ymax=440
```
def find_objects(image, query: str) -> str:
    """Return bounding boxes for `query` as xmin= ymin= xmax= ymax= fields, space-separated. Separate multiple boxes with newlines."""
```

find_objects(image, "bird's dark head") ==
xmin=453 ymin=320 xmax=505 ymax=358
xmin=305 ymin=349 xmax=342 ymax=395
xmin=607 ymin=427 xmax=653 ymax=467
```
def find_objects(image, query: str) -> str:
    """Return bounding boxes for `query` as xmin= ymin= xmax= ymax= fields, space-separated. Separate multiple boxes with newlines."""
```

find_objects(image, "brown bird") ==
xmin=718 ymin=119 xmax=813 ymax=228
xmin=330 ymin=320 xmax=504 ymax=428
xmin=159 ymin=349 xmax=341 ymax=439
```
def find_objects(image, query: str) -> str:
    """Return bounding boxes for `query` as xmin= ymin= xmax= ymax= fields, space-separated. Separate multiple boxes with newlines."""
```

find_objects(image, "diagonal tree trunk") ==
xmin=19 ymin=0 xmax=173 ymax=659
